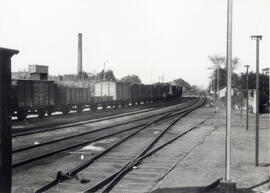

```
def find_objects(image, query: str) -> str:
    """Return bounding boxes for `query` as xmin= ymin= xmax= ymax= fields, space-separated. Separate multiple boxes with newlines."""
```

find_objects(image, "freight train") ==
xmin=10 ymin=79 xmax=182 ymax=121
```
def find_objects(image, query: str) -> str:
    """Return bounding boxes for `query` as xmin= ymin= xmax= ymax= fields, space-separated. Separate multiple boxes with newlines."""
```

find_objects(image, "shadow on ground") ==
xmin=151 ymin=187 xmax=255 ymax=193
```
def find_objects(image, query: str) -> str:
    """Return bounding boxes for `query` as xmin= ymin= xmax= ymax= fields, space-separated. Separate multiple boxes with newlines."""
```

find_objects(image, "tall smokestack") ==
xmin=77 ymin=33 xmax=82 ymax=75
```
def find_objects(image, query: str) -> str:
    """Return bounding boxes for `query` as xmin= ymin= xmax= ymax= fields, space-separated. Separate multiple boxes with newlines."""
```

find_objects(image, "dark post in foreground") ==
xmin=244 ymin=65 xmax=250 ymax=131
xmin=251 ymin=35 xmax=262 ymax=167
xmin=0 ymin=48 xmax=19 ymax=193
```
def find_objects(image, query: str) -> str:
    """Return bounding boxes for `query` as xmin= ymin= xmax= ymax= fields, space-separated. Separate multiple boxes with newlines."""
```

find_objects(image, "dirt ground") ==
xmin=152 ymin=101 xmax=270 ymax=193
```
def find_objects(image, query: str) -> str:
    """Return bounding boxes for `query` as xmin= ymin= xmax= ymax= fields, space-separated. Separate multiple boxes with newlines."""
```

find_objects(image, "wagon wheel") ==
xmin=17 ymin=110 xmax=27 ymax=121
xmin=62 ymin=107 xmax=69 ymax=115
xmin=47 ymin=109 xmax=53 ymax=117
xmin=77 ymin=106 xmax=83 ymax=113
xmin=38 ymin=109 xmax=46 ymax=118
xmin=91 ymin=104 xmax=97 ymax=112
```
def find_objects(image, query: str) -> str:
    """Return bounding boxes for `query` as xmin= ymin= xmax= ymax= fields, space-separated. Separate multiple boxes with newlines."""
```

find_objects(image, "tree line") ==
xmin=208 ymin=55 xmax=269 ymax=112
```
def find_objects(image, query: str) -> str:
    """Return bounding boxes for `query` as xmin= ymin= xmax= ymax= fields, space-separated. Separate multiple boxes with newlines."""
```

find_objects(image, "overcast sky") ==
xmin=0 ymin=0 xmax=269 ymax=87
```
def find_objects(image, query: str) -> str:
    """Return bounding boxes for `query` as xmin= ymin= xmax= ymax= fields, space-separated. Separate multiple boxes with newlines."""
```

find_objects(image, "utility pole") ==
xmin=225 ymin=0 xmax=233 ymax=181
xmin=209 ymin=76 xmax=213 ymax=94
xmin=217 ymin=66 xmax=220 ymax=108
xmin=214 ymin=69 xmax=217 ymax=100
xmin=211 ymin=77 xmax=213 ymax=93
xmin=244 ymin=65 xmax=250 ymax=131
xmin=251 ymin=35 xmax=262 ymax=166
xmin=212 ymin=74 xmax=216 ymax=99
xmin=240 ymin=88 xmax=243 ymax=119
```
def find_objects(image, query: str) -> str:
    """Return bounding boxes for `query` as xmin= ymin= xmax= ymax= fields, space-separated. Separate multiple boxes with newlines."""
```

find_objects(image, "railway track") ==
xmin=12 ymin=98 xmax=200 ymax=168
xmin=32 ymin=97 xmax=207 ymax=193
xmin=12 ymin=98 xmax=197 ymax=152
xmin=12 ymin=97 xmax=193 ymax=137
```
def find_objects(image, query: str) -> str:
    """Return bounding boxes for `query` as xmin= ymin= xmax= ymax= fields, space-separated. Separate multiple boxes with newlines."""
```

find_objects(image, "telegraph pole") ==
xmin=240 ymin=88 xmax=243 ymax=119
xmin=213 ymin=74 xmax=216 ymax=100
xmin=215 ymin=69 xmax=217 ymax=100
xmin=217 ymin=67 xmax=220 ymax=109
xmin=244 ymin=65 xmax=250 ymax=131
xmin=251 ymin=35 xmax=262 ymax=166
xmin=225 ymin=0 xmax=233 ymax=181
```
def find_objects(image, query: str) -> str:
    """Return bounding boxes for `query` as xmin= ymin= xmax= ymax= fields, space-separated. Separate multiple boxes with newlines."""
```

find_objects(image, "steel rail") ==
xmin=102 ymin=110 xmax=215 ymax=193
xmin=34 ymin=99 xmax=202 ymax=193
xmin=14 ymin=99 xmax=199 ymax=169
xmin=13 ymin=98 xmax=198 ymax=152
xmin=34 ymin=112 xmax=173 ymax=193
xmin=12 ymin=98 xmax=195 ymax=137
xmin=84 ymin=97 xmax=206 ymax=193
xmin=12 ymin=108 xmax=156 ymax=137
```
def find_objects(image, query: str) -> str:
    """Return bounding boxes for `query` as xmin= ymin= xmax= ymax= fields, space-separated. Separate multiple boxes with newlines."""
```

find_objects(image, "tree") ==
xmin=174 ymin=78 xmax=191 ymax=90
xmin=105 ymin=70 xmax=116 ymax=81
xmin=96 ymin=69 xmax=116 ymax=81
xmin=208 ymin=55 xmax=239 ymax=71
xmin=208 ymin=55 xmax=225 ymax=69
xmin=78 ymin=71 xmax=89 ymax=80
xmin=208 ymin=55 xmax=240 ymax=92
xmin=121 ymin=74 xmax=142 ymax=84
xmin=12 ymin=70 xmax=30 ymax=79
xmin=237 ymin=72 xmax=269 ymax=112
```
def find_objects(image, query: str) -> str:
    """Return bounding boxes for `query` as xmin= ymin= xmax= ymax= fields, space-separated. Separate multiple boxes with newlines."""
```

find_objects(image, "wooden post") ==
xmin=0 ymin=47 xmax=19 ymax=193
xmin=244 ymin=65 xmax=250 ymax=131
xmin=240 ymin=89 xmax=243 ymax=119
xmin=251 ymin=35 xmax=262 ymax=166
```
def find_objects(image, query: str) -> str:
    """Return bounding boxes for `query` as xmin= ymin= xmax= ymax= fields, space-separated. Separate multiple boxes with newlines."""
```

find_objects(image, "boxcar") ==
xmin=95 ymin=80 xmax=131 ymax=107
xmin=152 ymin=85 xmax=162 ymax=99
xmin=130 ymin=84 xmax=140 ymax=104
xmin=55 ymin=85 xmax=92 ymax=114
xmin=116 ymin=82 xmax=131 ymax=102
xmin=11 ymin=79 xmax=55 ymax=120
xmin=162 ymin=84 xmax=170 ymax=98
xmin=95 ymin=80 xmax=116 ymax=98
xmin=141 ymin=85 xmax=147 ymax=101
xmin=145 ymin=85 xmax=151 ymax=101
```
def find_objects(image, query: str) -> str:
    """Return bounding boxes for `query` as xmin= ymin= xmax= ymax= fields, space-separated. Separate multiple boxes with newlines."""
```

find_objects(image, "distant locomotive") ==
xmin=10 ymin=79 xmax=182 ymax=121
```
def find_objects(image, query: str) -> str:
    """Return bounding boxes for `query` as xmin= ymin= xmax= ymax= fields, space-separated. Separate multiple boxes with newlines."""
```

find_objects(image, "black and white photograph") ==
xmin=0 ymin=0 xmax=269 ymax=192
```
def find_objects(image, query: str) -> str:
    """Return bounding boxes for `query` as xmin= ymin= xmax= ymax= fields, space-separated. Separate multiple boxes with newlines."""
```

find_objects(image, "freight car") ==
xmin=11 ymin=79 xmax=182 ymax=121
xmin=11 ymin=79 xmax=55 ymax=121
xmin=10 ymin=79 xmax=115 ymax=120
xmin=95 ymin=80 xmax=131 ymax=108
xmin=54 ymin=85 xmax=91 ymax=115
xmin=94 ymin=80 xmax=182 ymax=109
